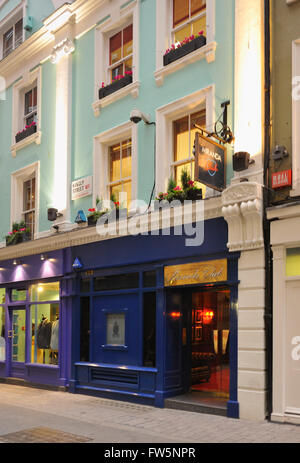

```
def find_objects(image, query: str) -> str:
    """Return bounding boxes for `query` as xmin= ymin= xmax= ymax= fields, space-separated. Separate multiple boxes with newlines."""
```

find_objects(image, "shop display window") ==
xmin=106 ymin=313 xmax=125 ymax=346
xmin=0 ymin=288 xmax=5 ymax=304
xmin=12 ymin=309 xmax=26 ymax=363
xmin=30 ymin=282 xmax=60 ymax=302
xmin=30 ymin=303 xmax=59 ymax=365
xmin=0 ymin=306 xmax=5 ymax=361
xmin=286 ymin=248 xmax=300 ymax=277
xmin=11 ymin=288 xmax=27 ymax=302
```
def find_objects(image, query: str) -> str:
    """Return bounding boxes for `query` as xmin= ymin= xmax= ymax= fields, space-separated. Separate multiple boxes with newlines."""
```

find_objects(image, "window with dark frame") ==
xmin=23 ymin=177 xmax=36 ymax=239
xmin=3 ymin=18 xmax=23 ymax=59
xmin=109 ymin=24 xmax=133 ymax=83
xmin=172 ymin=0 xmax=206 ymax=45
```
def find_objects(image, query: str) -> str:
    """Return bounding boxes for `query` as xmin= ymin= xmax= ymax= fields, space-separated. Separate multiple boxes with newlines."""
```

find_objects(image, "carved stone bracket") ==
xmin=50 ymin=38 xmax=75 ymax=64
xmin=222 ymin=182 xmax=264 ymax=251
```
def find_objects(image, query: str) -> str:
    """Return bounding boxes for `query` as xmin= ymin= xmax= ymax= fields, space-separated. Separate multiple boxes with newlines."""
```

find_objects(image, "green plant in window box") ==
xmin=109 ymin=193 xmax=127 ymax=220
xmin=5 ymin=221 xmax=31 ymax=246
xmin=87 ymin=196 xmax=109 ymax=226
xmin=180 ymin=169 xmax=202 ymax=201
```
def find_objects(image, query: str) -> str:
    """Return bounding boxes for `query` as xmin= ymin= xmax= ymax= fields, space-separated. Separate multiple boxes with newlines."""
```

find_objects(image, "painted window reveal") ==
xmin=109 ymin=138 xmax=132 ymax=208
xmin=286 ymin=248 xmax=300 ymax=277
xmin=30 ymin=303 xmax=59 ymax=365
xmin=109 ymin=24 xmax=133 ymax=83
xmin=3 ymin=18 xmax=23 ymax=59
xmin=0 ymin=305 xmax=5 ymax=362
xmin=106 ymin=313 xmax=125 ymax=346
xmin=23 ymin=177 xmax=36 ymax=240
xmin=172 ymin=109 xmax=206 ymax=194
xmin=172 ymin=0 xmax=206 ymax=45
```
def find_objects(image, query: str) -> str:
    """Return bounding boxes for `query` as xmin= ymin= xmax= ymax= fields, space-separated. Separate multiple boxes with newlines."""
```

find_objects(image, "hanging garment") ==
xmin=36 ymin=318 xmax=52 ymax=349
xmin=50 ymin=319 xmax=59 ymax=351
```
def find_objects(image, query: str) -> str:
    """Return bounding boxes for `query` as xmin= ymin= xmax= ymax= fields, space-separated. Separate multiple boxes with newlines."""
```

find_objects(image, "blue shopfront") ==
xmin=69 ymin=217 xmax=240 ymax=418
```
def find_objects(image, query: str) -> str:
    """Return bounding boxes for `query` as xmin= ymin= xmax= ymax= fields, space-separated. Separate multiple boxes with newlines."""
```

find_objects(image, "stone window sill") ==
xmin=154 ymin=41 xmax=217 ymax=87
xmin=92 ymin=80 xmax=140 ymax=117
xmin=11 ymin=130 xmax=42 ymax=158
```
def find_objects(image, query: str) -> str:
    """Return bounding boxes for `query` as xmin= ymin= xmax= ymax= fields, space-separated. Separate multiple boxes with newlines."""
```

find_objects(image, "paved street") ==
xmin=0 ymin=383 xmax=300 ymax=444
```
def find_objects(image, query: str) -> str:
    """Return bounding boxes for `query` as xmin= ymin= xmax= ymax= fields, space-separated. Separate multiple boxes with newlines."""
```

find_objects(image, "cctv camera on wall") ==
xmin=130 ymin=109 xmax=151 ymax=124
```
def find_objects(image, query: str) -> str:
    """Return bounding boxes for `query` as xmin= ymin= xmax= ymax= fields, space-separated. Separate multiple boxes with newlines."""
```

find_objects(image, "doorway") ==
xmin=8 ymin=306 xmax=26 ymax=378
xmin=166 ymin=286 xmax=230 ymax=407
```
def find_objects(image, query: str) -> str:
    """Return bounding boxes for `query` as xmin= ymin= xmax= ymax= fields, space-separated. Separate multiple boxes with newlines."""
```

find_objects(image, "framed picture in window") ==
xmin=106 ymin=313 xmax=125 ymax=346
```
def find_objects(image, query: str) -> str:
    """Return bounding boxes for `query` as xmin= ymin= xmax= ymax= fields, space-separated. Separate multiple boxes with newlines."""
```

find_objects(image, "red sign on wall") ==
xmin=272 ymin=170 xmax=292 ymax=189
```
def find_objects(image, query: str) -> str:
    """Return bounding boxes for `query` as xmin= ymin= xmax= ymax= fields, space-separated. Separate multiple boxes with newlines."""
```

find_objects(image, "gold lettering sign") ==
xmin=164 ymin=259 xmax=227 ymax=287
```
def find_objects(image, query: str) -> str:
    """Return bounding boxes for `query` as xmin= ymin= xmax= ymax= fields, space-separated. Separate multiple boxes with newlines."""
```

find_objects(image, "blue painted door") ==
xmin=92 ymin=293 xmax=140 ymax=366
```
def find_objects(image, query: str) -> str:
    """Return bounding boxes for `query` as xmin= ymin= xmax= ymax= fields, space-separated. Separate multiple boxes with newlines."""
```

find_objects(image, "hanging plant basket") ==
xmin=163 ymin=35 xmax=207 ymax=66
xmin=99 ymin=75 xmax=133 ymax=100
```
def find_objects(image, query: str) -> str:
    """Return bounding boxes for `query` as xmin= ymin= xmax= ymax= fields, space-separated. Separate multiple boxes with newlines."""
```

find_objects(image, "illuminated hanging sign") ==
xmin=71 ymin=176 xmax=93 ymax=200
xmin=272 ymin=170 xmax=292 ymax=189
xmin=164 ymin=259 xmax=227 ymax=287
xmin=194 ymin=132 xmax=226 ymax=191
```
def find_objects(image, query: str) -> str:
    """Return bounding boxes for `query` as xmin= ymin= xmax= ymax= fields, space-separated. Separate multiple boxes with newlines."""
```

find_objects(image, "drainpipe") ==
xmin=263 ymin=0 xmax=273 ymax=420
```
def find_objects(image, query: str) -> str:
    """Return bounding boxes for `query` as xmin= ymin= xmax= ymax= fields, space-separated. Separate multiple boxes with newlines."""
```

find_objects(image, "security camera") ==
xmin=48 ymin=208 xmax=63 ymax=222
xmin=130 ymin=109 xmax=151 ymax=124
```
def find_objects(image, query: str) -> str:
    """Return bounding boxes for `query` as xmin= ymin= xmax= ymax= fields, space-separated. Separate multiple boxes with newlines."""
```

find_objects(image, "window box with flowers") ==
xmin=5 ymin=222 xmax=31 ymax=246
xmin=98 ymin=72 xmax=133 ymax=100
xmin=15 ymin=122 xmax=37 ymax=144
xmin=154 ymin=171 xmax=202 ymax=209
xmin=163 ymin=32 xmax=206 ymax=66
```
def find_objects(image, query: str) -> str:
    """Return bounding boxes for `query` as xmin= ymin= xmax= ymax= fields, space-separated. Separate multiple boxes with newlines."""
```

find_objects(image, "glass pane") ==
xmin=31 ymin=303 xmax=59 ymax=365
xmin=106 ymin=313 xmax=125 ymax=345
xmin=143 ymin=292 xmax=156 ymax=367
xmin=174 ymin=116 xmax=189 ymax=162
xmin=125 ymin=57 xmax=133 ymax=73
xmin=24 ymin=90 xmax=33 ymax=116
xmin=190 ymin=109 xmax=206 ymax=158
xmin=23 ymin=180 xmax=31 ymax=211
xmin=30 ymin=282 xmax=60 ymax=302
xmin=0 ymin=306 xmax=5 ymax=361
xmin=123 ymin=24 xmax=133 ymax=57
xmin=191 ymin=0 xmax=206 ymax=17
xmin=175 ymin=162 xmax=192 ymax=185
xmin=11 ymin=288 xmax=27 ymax=302
xmin=173 ymin=0 xmax=189 ymax=27
xmin=143 ymin=271 xmax=157 ymax=288
xmin=0 ymin=288 xmax=5 ymax=304
xmin=110 ymin=31 xmax=122 ymax=64
xmin=111 ymin=64 xmax=123 ymax=82
xmin=174 ymin=24 xmax=191 ymax=45
xmin=110 ymin=143 xmax=121 ymax=182
xmin=3 ymin=27 xmax=13 ymax=57
xmin=94 ymin=273 xmax=139 ymax=291
xmin=110 ymin=183 xmax=122 ymax=204
xmin=287 ymin=248 xmax=300 ymax=277
xmin=192 ymin=15 xmax=206 ymax=37
xmin=121 ymin=139 xmax=132 ymax=178
xmin=80 ymin=279 xmax=90 ymax=293
xmin=12 ymin=310 xmax=26 ymax=363
xmin=122 ymin=180 xmax=132 ymax=209
xmin=25 ymin=112 xmax=37 ymax=126
xmin=24 ymin=211 xmax=35 ymax=239
xmin=191 ymin=290 xmax=230 ymax=399
xmin=15 ymin=18 xmax=23 ymax=48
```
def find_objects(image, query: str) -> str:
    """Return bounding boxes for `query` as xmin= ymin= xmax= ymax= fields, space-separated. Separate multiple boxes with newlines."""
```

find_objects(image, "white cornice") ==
xmin=0 ymin=198 xmax=223 ymax=261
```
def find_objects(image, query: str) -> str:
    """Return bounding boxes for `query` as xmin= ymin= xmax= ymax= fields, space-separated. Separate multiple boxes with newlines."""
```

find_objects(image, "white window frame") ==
xmin=107 ymin=20 xmax=133 ymax=84
xmin=0 ymin=1 xmax=25 ymax=61
xmin=93 ymin=0 xmax=140 ymax=116
xmin=11 ymin=161 xmax=40 ymax=239
xmin=93 ymin=121 xmax=138 ymax=212
xmin=171 ymin=0 xmax=207 ymax=45
xmin=291 ymin=38 xmax=300 ymax=196
xmin=11 ymin=66 xmax=42 ymax=157
xmin=154 ymin=0 xmax=216 ymax=86
xmin=155 ymin=85 xmax=216 ymax=197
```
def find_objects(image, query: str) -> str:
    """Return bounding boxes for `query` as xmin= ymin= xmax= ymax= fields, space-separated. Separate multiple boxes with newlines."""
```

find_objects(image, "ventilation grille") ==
xmin=90 ymin=368 xmax=138 ymax=386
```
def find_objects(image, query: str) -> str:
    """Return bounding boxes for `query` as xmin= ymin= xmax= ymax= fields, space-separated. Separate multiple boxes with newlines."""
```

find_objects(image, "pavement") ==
xmin=0 ymin=383 xmax=300 ymax=444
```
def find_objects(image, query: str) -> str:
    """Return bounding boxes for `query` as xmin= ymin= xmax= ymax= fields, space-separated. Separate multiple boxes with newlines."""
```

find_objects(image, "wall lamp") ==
xmin=13 ymin=259 xmax=22 ymax=266
xmin=40 ymin=254 xmax=48 ymax=262
xmin=233 ymin=151 xmax=255 ymax=172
